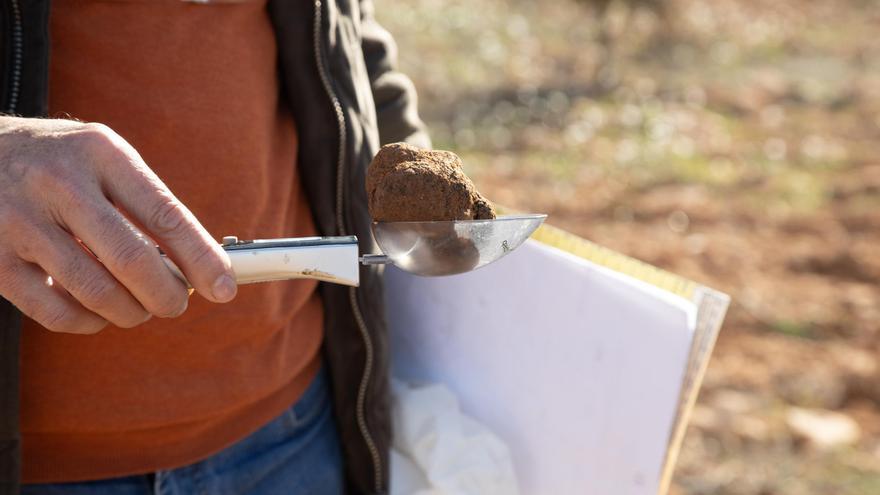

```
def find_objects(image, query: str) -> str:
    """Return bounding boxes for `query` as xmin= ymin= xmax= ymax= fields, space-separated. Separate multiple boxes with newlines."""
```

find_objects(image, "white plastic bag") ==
xmin=390 ymin=379 xmax=520 ymax=495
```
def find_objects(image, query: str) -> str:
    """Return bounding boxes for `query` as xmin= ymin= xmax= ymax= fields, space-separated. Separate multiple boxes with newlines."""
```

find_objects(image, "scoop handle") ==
xmin=160 ymin=236 xmax=361 ymax=288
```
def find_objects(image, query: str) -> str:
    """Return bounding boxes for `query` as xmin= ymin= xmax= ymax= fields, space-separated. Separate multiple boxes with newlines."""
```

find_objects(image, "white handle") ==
xmin=161 ymin=237 xmax=361 ymax=288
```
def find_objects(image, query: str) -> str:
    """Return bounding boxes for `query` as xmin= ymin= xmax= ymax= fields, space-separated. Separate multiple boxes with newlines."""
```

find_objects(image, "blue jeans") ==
xmin=23 ymin=368 xmax=345 ymax=495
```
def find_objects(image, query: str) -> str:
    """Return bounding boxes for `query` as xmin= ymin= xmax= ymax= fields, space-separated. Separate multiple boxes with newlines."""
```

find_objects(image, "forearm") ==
xmin=359 ymin=0 xmax=431 ymax=148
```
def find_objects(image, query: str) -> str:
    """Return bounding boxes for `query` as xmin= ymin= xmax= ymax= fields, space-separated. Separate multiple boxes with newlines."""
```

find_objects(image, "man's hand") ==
xmin=0 ymin=117 xmax=236 ymax=334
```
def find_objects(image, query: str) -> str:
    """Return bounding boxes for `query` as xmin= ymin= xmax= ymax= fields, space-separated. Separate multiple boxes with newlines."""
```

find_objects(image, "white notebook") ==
xmin=385 ymin=224 xmax=729 ymax=495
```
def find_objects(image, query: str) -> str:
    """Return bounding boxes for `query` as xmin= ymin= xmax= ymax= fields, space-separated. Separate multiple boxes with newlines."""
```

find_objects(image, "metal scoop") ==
xmin=161 ymin=214 xmax=546 ymax=287
xmin=362 ymin=214 xmax=547 ymax=276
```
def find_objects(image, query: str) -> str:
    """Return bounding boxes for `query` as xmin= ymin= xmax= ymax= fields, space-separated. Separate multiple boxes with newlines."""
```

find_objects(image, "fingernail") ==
xmin=171 ymin=298 xmax=188 ymax=318
xmin=212 ymin=273 xmax=237 ymax=302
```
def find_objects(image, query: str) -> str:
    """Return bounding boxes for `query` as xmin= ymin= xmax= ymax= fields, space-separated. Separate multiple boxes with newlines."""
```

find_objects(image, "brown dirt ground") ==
xmin=379 ymin=0 xmax=880 ymax=492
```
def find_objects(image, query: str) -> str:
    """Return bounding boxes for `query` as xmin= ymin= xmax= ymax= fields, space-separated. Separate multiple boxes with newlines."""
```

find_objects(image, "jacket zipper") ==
xmin=4 ymin=0 xmax=23 ymax=113
xmin=312 ymin=1 xmax=383 ymax=493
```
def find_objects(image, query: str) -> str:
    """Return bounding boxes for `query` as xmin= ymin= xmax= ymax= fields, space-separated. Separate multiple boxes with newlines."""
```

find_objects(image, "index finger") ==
xmin=98 ymin=149 xmax=236 ymax=303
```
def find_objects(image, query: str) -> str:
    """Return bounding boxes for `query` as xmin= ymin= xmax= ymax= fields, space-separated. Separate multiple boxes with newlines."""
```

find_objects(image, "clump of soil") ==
xmin=366 ymin=143 xmax=497 ymax=222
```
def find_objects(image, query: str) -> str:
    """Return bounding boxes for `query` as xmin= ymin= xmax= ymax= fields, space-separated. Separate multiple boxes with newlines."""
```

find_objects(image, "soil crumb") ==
xmin=366 ymin=143 xmax=497 ymax=222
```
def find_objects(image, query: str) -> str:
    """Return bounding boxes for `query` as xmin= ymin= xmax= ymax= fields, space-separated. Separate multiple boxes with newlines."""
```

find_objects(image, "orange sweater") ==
xmin=21 ymin=0 xmax=323 ymax=482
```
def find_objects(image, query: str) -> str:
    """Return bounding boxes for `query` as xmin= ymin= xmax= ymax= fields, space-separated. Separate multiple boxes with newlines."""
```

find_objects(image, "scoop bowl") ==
xmin=370 ymin=214 xmax=547 ymax=276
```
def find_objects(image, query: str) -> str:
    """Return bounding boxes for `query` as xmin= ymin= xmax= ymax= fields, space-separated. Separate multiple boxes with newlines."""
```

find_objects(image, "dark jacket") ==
xmin=0 ymin=0 xmax=430 ymax=493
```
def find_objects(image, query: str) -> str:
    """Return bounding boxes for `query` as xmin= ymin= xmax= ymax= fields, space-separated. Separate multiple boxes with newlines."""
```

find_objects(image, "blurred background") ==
xmin=377 ymin=0 xmax=880 ymax=493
